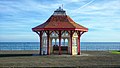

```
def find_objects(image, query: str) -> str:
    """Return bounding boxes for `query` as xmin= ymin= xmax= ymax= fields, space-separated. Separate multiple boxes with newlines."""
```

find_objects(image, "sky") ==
xmin=0 ymin=0 xmax=120 ymax=42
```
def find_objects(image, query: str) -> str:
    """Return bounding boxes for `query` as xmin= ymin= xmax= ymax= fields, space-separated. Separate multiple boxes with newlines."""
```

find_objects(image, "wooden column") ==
xmin=68 ymin=38 xmax=70 ymax=54
xmin=59 ymin=31 xmax=61 ymax=55
xmin=78 ymin=31 xmax=81 ymax=55
xmin=39 ymin=31 xmax=43 ymax=55
xmin=77 ymin=31 xmax=84 ymax=55
xmin=64 ymin=39 xmax=65 ymax=46
xmin=70 ymin=31 xmax=73 ymax=55
xmin=47 ymin=31 xmax=50 ymax=55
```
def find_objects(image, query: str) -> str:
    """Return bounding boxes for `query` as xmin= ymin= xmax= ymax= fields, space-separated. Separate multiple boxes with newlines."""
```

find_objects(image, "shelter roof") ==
xmin=32 ymin=7 xmax=88 ymax=32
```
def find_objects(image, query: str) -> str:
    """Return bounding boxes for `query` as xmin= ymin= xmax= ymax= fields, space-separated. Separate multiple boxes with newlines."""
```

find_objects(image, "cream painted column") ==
xmin=68 ymin=38 xmax=71 ymax=54
xmin=50 ymin=38 xmax=52 ymax=53
xmin=42 ymin=37 xmax=47 ymax=55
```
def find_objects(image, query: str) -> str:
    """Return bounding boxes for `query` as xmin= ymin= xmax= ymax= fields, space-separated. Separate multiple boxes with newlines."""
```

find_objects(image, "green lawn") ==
xmin=111 ymin=51 xmax=120 ymax=54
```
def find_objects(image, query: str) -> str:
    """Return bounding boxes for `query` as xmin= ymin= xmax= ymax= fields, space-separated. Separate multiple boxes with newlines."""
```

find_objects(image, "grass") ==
xmin=0 ymin=51 xmax=120 ymax=67
xmin=111 ymin=51 xmax=120 ymax=54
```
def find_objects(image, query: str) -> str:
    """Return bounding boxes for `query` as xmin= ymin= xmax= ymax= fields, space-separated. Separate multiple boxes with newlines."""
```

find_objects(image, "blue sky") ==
xmin=0 ymin=0 xmax=120 ymax=42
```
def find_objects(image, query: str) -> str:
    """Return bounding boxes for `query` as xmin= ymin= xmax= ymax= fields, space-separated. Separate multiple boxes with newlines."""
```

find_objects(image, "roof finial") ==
xmin=53 ymin=5 xmax=66 ymax=15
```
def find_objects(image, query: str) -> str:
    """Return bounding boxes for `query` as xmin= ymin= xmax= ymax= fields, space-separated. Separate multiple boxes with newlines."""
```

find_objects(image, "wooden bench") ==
xmin=53 ymin=45 xmax=68 ymax=53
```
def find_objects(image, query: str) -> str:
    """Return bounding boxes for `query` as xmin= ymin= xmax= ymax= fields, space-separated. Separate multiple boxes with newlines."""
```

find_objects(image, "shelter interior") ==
xmin=37 ymin=30 xmax=82 ymax=55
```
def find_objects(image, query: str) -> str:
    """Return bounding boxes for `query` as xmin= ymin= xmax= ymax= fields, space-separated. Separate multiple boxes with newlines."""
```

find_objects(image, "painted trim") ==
xmin=32 ymin=28 xmax=88 ymax=32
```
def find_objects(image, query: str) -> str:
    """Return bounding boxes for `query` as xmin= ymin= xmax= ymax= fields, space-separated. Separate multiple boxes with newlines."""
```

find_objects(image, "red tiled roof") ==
xmin=32 ymin=15 xmax=88 ymax=31
xmin=32 ymin=7 xmax=88 ymax=32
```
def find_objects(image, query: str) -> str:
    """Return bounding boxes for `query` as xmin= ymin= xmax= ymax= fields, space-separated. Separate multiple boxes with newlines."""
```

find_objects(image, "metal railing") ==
xmin=0 ymin=42 xmax=120 ymax=51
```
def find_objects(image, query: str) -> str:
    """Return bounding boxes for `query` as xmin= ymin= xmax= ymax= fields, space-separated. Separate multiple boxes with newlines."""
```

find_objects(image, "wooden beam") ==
xmin=46 ymin=30 xmax=50 ymax=55
xmin=77 ymin=31 xmax=81 ymax=55
xmin=59 ymin=30 xmax=61 ymax=55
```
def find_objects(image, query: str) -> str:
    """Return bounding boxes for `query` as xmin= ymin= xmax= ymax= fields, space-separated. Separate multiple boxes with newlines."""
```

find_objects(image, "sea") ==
xmin=0 ymin=42 xmax=120 ymax=51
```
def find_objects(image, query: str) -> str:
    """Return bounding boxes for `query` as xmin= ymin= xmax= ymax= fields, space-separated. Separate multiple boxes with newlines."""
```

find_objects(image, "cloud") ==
xmin=79 ymin=0 xmax=95 ymax=9
xmin=0 ymin=0 xmax=120 ymax=42
xmin=68 ymin=0 xmax=120 ymax=16
xmin=59 ymin=0 xmax=84 ymax=3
